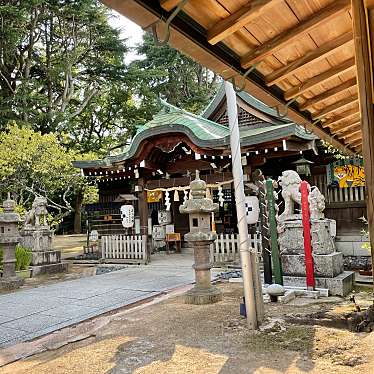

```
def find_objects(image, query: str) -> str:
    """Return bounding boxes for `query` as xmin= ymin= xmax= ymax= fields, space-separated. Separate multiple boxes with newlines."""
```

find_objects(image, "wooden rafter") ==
xmin=300 ymin=78 xmax=357 ymax=111
xmin=207 ymin=0 xmax=277 ymax=45
xmin=240 ymin=0 xmax=351 ymax=68
xmin=285 ymin=57 xmax=355 ymax=100
xmin=321 ymin=108 xmax=360 ymax=128
xmin=266 ymin=32 xmax=353 ymax=87
xmin=160 ymin=0 xmax=180 ymax=12
xmin=312 ymin=94 xmax=359 ymax=119
xmin=333 ymin=122 xmax=361 ymax=135
xmin=340 ymin=128 xmax=361 ymax=139
xmin=349 ymin=138 xmax=363 ymax=147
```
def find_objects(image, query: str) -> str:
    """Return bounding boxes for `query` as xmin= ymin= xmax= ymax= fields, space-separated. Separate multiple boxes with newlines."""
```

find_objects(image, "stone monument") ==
xmin=180 ymin=171 xmax=222 ymax=304
xmin=277 ymin=170 xmax=354 ymax=296
xmin=0 ymin=194 xmax=24 ymax=289
xmin=20 ymin=196 xmax=67 ymax=275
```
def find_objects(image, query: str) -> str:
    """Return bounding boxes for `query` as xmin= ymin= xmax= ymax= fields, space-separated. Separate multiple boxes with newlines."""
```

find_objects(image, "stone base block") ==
xmin=31 ymin=262 xmax=68 ymax=276
xmin=281 ymin=252 xmax=343 ymax=278
xmin=283 ymin=271 xmax=354 ymax=296
xmin=279 ymin=219 xmax=335 ymax=255
xmin=184 ymin=286 xmax=222 ymax=305
xmin=20 ymin=227 xmax=53 ymax=252
xmin=31 ymin=250 xmax=61 ymax=266
xmin=0 ymin=276 xmax=24 ymax=290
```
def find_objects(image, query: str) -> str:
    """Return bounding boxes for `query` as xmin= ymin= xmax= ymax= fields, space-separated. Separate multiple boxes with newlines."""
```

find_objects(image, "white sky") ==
xmin=108 ymin=10 xmax=144 ymax=64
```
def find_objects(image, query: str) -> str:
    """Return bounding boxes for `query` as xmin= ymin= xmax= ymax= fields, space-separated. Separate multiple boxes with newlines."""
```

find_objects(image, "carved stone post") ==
xmin=0 ymin=194 xmax=24 ymax=289
xmin=180 ymin=171 xmax=222 ymax=304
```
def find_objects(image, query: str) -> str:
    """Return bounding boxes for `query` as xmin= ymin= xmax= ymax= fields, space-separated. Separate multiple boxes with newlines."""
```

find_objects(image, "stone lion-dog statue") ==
xmin=278 ymin=170 xmax=325 ymax=221
xmin=24 ymin=197 xmax=48 ymax=227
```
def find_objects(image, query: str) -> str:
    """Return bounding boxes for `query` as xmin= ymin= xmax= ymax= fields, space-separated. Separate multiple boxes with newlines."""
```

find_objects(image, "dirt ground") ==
xmin=1 ymin=282 xmax=374 ymax=374
xmin=52 ymin=234 xmax=86 ymax=259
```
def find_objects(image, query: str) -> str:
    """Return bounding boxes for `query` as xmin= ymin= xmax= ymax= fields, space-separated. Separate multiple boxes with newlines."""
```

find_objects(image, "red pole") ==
xmin=300 ymin=181 xmax=315 ymax=290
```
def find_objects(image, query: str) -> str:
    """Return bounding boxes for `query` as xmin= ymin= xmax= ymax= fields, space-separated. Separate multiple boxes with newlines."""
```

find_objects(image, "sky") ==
xmin=108 ymin=10 xmax=144 ymax=64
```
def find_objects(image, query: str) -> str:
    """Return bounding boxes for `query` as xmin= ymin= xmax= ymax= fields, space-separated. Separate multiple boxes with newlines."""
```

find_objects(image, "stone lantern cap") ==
xmin=0 ymin=193 xmax=21 ymax=224
xmin=179 ymin=171 xmax=219 ymax=215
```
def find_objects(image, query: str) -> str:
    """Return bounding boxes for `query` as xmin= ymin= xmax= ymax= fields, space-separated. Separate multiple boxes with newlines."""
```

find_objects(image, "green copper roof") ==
xmin=201 ymin=83 xmax=289 ymax=123
xmin=74 ymin=100 xmax=316 ymax=169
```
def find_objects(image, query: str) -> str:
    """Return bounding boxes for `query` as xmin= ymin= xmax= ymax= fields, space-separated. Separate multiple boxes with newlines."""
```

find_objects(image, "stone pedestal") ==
xmin=180 ymin=171 xmax=222 ymax=305
xmin=184 ymin=239 xmax=222 ymax=305
xmin=278 ymin=219 xmax=353 ymax=296
xmin=20 ymin=227 xmax=67 ymax=275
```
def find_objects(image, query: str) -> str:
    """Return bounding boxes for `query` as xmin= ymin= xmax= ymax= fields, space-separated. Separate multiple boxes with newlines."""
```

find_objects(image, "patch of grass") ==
xmin=246 ymin=325 xmax=314 ymax=353
xmin=353 ymin=284 xmax=373 ymax=294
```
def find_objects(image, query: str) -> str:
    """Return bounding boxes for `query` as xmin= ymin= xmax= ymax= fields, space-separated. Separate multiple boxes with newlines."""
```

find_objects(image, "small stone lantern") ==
xmin=0 ymin=194 xmax=24 ymax=289
xmin=180 ymin=171 xmax=222 ymax=304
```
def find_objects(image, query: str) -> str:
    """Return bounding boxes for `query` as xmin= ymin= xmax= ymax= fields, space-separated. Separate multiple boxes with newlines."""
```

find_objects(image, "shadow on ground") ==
xmin=1 ymin=283 xmax=374 ymax=374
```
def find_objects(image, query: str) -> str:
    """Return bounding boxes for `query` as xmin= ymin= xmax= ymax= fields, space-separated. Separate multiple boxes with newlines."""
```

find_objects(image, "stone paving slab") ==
xmin=0 ymin=326 xmax=28 ymax=345
xmin=0 ymin=254 xmax=196 ymax=348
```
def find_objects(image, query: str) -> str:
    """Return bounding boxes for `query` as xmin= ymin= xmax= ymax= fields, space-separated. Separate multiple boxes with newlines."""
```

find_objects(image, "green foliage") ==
xmin=82 ymin=185 xmax=99 ymax=205
xmin=0 ymin=245 xmax=32 ymax=272
xmin=15 ymin=245 xmax=32 ymax=271
xmin=130 ymin=33 xmax=220 ymax=117
xmin=0 ymin=123 xmax=97 ymax=220
xmin=0 ymin=0 xmax=137 ymax=153
xmin=360 ymin=216 xmax=371 ymax=251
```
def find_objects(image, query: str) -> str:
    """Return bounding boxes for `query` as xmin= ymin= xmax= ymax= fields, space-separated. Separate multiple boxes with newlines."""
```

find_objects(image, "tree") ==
xmin=0 ymin=123 xmax=97 ymax=231
xmin=130 ymin=32 xmax=220 ymax=116
xmin=0 ymin=0 xmax=138 ymax=153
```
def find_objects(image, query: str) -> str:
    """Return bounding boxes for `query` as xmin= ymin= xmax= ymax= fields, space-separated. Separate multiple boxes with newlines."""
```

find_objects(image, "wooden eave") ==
xmin=101 ymin=0 xmax=374 ymax=156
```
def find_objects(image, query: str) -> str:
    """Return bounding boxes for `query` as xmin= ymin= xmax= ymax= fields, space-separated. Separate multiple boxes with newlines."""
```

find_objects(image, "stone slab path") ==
xmin=0 ymin=254 xmax=206 ymax=348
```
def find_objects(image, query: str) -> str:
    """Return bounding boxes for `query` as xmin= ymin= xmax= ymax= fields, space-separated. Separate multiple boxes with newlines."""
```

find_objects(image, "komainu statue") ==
xmin=308 ymin=186 xmax=325 ymax=219
xmin=278 ymin=170 xmax=325 ymax=221
xmin=24 ymin=197 xmax=48 ymax=227
xmin=278 ymin=170 xmax=302 ymax=221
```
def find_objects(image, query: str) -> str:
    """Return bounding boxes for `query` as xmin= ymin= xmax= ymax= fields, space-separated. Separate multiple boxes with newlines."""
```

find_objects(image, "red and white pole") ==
xmin=300 ymin=181 xmax=315 ymax=290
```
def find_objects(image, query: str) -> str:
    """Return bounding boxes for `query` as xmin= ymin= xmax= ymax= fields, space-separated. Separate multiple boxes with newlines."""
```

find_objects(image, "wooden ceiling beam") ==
xmin=340 ymin=128 xmax=362 ymax=139
xmin=285 ymin=57 xmax=355 ymax=100
xmin=349 ymin=138 xmax=363 ymax=147
xmin=266 ymin=32 xmax=353 ymax=87
xmin=240 ymin=0 xmax=351 ymax=68
xmin=345 ymin=132 xmax=362 ymax=143
xmin=333 ymin=122 xmax=361 ymax=135
xmin=160 ymin=0 xmax=181 ymax=12
xmin=321 ymin=108 xmax=360 ymax=128
xmin=312 ymin=94 xmax=359 ymax=119
xmin=207 ymin=0 xmax=277 ymax=45
xmin=300 ymin=78 xmax=357 ymax=111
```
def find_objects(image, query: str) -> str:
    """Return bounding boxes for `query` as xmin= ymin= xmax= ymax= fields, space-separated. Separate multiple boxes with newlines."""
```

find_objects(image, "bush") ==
xmin=15 ymin=245 xmax=32 ymax=271
xmin=0 ymin=245 xmax=32 ymax=272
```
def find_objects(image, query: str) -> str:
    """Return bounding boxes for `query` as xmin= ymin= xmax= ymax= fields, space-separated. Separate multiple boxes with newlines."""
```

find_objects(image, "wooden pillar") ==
xmin=138 ymin=178 xmax=149 ymax=259
xmin=352 ymin=0 xmax=374 ymax=289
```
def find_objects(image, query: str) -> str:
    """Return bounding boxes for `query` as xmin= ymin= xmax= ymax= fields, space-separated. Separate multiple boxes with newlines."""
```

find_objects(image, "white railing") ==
xmin=327 ymin=186 xmax=365 ymax=203
xmin=312 ymin=174 xmax=365 ymax=203
xmin=101 ymin=235 xmax=148 ymax=264
xmin=210 ymin=233 xmax=262 ymax=265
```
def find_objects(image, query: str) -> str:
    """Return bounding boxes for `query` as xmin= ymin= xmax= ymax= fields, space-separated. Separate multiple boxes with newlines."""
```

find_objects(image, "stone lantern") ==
xmin=180 ymin=171 xmax=222 ymax=304
xmin=0 ymin=194 xmax=24 ymax=289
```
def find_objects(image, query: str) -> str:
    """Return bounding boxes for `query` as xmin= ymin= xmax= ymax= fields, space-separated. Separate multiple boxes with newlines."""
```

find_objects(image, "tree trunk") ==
xmin=73 ymin=192 xmax=83 ymax=234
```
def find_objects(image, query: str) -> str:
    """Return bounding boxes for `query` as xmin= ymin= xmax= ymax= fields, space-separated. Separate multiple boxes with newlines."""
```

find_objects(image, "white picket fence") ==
xmin=210 ymin=233 xmax=262 ymax=265
xmin=101 ymin=235 xmax=148 ymax=264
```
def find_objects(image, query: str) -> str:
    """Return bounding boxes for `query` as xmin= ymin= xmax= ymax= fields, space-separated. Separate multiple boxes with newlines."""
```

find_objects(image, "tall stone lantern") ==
xmin=0 ymin=194 xmax=24 ymax=289
xmin=180 ymin=171 xmax=222 ymax=304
